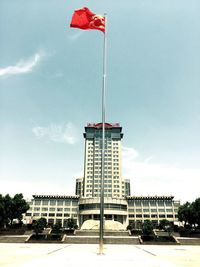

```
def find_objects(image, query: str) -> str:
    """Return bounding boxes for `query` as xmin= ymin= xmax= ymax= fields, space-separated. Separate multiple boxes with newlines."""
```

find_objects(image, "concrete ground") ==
xmin=0 ymin=243 xmax=200 ymax=267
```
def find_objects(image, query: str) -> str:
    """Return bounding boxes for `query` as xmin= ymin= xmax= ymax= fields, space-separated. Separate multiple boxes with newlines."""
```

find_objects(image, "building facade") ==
xmin=82 ymin=123 xmax=129 ymax=198
xmin=24 ymin=123 xmax=180 ymax=229
xmin=25 ymin=195 xmax=79 ymax=227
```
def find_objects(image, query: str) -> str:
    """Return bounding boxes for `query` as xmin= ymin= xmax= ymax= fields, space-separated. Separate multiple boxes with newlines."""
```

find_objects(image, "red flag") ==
xmin=70 ymin=7 xmax=105 ymax=33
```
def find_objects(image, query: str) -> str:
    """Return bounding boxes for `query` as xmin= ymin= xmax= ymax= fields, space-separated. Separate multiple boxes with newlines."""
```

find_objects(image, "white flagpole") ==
xmin=99 ymin=13 xmax=107 ymax=255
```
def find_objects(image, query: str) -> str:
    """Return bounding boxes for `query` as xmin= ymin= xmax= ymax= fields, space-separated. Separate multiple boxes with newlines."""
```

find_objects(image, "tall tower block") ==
xmin=82 ymin=122 xmax=129 ymax=198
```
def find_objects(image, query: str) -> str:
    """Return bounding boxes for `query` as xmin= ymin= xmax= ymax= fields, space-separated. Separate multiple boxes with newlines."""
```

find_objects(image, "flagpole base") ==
xmin=98 ymin=242 xmax=105 ymax=255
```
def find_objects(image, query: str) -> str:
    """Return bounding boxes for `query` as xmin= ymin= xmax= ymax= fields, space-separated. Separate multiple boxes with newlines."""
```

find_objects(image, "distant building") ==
xmin=24 ymin=123 xmax=180 ymax=229
xmin=25 ymin=195 xmax=79 ymax=227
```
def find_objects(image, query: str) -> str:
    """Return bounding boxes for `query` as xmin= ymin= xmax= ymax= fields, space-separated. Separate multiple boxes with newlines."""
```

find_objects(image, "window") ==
xmin=150 ymin=200 xmax=156 ymax=206
xmin=143 ymin=209 xmax=149 ymax=212
xmin=128 ymin=209 xmax=134 ymax=212
xmin=50 ymin=200 xmax=56 ymax=206
xmin=42 ymin=200 xmax=49 ymax=205
xmin=142 ymin=200 xmax=149 ymax=206
xmin=56 ymin=213 xmax=63 ymax=217
xmin=167 ymin=214 xmax=173 ymax=218
xmin=165 ymin=201 xmax=172 ymax=207
xmin=57 ymin=208 xmax=63 ymax=211
xmin=104 ymin=184 xmax=112 ymax=188
xmin=48 ymin=213 xmax=55 ymax=217
xmin=34 ymin=207 xmax=40 ymax=211
xmin=41 ymin=213 xmax=47 ymax=216
xmin=49 ymin=208 xmax=55 ymax=211
xmin=135 ymin=200 xmax=141 ymax=207
xmin=136 ymin=209 xmax=142 ymax=212
xmin=64 ymin=208 xmax=70 ymax=212
xmin=166 ymin=209 xmax=173 ymax=212
xmin=42 ymin=207 xmax=48 ymax=211
xmin=34 ymin=200 xmax=41 ymax=205
xmin=158 ymin=209 xmax=165 ymax=212
xmin=72 ymin=201 xmax=78 ymax=206
xmin=72 ymin=208 xmax=77 ymax=212
xmin=158 ymin=200 xmax=164 ymax=207
xmin=33 ymin=213 xmax=40 ymax=216
xmin=64 ymin=200 xmax=71 ymax=206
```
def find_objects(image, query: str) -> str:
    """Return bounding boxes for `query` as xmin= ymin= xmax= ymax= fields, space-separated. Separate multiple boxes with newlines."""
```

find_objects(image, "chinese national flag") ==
xmin=70 ymin=7 xmax=105 ymax=33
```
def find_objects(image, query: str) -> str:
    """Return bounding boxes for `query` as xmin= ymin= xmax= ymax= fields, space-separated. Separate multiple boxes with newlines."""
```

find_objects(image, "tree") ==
xmin=0 ymin=194 xmax=5 ymax=228
xmin=0 ymin=194 xmax=29 ymax=229
xmin=178 ymin=202 xmax=191 ymax=226
xmin=187 ymin=203 xmax=197 ymax=227
xmin=178 ymin=198 xmax=200 ymax=229
xmin=9 ymin=194 xmax=30 ymax=225
xmin=159 ymin=219 xmax=173 ymax=236
xmin=0 ymin=194 xmax=12 ymax=228
xmin=52 ymin=222 xmax=62 ymax=233
xmin=193 ymin=198 xmax=200 ymax=227
xmin=159 ymin=219 xmax=171 ymax=230
xmin=142 ymin=220 xmax=154 ymax=236
xmin=33 ymin=218 xmax=47 ymax=235
xmin=66 ymin=218 xmax=77 ymax=229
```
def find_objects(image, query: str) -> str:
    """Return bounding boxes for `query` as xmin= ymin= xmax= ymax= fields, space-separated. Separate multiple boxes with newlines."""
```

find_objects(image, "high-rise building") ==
xmin=24 ymin=122 xmax=180 ymax=229
xmin=78 ymin=122 xmax=130 ymax=198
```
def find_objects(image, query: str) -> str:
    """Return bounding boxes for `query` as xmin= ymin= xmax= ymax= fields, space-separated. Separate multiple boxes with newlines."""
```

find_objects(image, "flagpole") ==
xmin=99 ymin=13 xmax=107 ymax=255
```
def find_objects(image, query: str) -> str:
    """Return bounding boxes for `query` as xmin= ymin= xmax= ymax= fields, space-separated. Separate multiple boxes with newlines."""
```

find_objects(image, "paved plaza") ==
xmin=0 ymin=243 xmax=200 ymax=267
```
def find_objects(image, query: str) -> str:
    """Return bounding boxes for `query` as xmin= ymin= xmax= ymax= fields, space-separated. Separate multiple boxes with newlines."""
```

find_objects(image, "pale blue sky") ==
xmin=1 ymin=0 xmax=200 ymax=203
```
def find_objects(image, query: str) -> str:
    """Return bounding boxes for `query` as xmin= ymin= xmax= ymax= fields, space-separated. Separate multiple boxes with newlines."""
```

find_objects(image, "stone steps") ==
xmin=64 ymin=236 xmax=140 ymax=245
xmin=177 ymin=238 xmax=200 ymax=245
xmin=65 ymin=230 xmax=139 ymax=244
xmin=0 ymin=235 xmax=29 ymax=243
xmin=75 ymin=230 xmax=130 ymax=237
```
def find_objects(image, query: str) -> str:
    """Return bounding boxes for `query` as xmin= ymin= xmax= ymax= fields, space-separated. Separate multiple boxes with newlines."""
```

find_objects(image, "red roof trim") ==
xmin=86 ymin=123 xmax=120 ymax=128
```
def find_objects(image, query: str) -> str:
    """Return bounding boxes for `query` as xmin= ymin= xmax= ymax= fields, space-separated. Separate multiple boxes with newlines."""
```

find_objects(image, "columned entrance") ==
xmin=78 ymin=197 xmax=128 ymax=229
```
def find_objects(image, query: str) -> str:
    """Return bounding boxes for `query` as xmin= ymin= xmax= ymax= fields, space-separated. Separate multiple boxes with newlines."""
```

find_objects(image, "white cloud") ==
xmin=122 ymin=146 xmax=200 ymax=203
xmin=32 ymin=122 xmax=78 ymax=144
xmin=0 ymin=52 xmax=43 ymax=78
